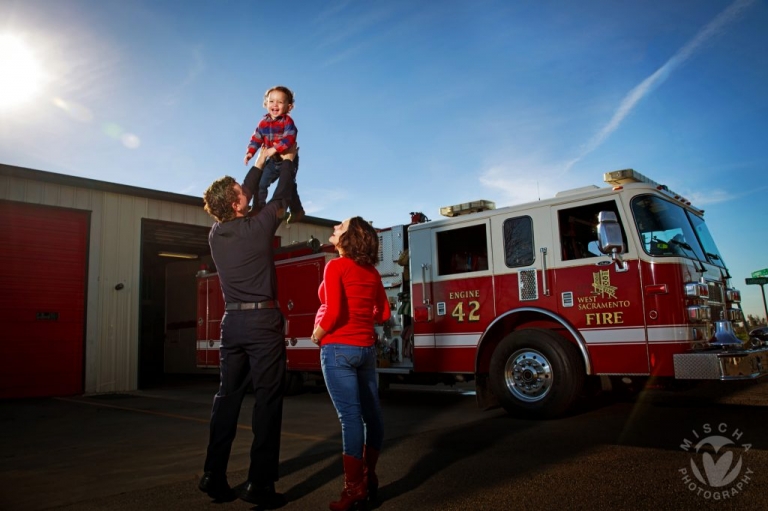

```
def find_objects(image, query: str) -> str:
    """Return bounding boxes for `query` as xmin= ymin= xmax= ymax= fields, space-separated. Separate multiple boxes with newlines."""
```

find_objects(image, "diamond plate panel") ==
xmin=519 ymin=269 xmax=538 ymax=301
xmin=674 ymin=349 xmax=768 ymax=380
xmin=673 ymin=353 xmax=721 ymax=379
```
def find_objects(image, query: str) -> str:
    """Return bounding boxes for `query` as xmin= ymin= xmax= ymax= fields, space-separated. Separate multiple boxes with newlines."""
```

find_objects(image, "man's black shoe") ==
xmin=238 ymin=481 xmax=287 ymax=509
xmin=198 ymin=472 xmax=236 ymax=502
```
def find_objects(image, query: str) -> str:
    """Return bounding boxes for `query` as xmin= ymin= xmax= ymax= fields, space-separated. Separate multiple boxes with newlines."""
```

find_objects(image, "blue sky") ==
xmin=1 ymin=0 xmax=767 ymax=319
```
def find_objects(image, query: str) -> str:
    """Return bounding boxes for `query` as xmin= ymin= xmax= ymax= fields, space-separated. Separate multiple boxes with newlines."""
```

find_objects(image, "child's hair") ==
xmin=263 ymin=85 xmax=295 ymax=107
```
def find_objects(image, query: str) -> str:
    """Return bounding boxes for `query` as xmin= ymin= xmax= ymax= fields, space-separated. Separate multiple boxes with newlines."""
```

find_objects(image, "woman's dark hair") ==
xmin=203 ymin=176 xmax=238 ymax=222
xmin=338 ymin=217 xmax=379 ymax=266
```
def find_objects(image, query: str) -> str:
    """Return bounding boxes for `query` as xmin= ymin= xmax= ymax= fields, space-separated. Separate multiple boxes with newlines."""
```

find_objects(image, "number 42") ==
xmin=451 ymin=301 xmax=480 ymax=322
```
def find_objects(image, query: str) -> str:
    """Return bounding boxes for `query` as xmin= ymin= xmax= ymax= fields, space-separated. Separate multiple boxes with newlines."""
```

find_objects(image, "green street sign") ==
xmin=746 ymin=277 xmax=768 ymax=285
xmin=752 ymin=268 xmax=768 ymax=278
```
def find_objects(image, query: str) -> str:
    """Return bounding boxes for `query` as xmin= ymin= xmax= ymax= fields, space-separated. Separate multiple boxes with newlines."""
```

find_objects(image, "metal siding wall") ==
xmin=146 ymin=198 xmax=213 ymax=227
xmin=276 ymin=222 xmax=334 ymax=248
xmin=0 ymin=176 xmax=98 ymax=394
xmin=0 ymin=176 xmax=209 ymax=394
xmin=144 ymin=198 xmax=335 ymax=243
xmin=0 ymin=173 xmax=334 ymax=394
xmin=6 ymin=175 xmax=27 ymax=201
xmin=84 ymin=192 xmax=102 ymax=393
xmin=94 ymin=192 xmax=138 ymax=393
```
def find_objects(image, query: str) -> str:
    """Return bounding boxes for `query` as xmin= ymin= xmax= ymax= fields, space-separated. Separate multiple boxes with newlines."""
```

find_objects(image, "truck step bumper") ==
xmin=673 ymin=347 xmax=768 ymax=380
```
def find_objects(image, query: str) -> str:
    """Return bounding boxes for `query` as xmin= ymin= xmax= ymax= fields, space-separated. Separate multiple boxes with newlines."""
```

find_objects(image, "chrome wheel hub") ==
xmin=504 ymin=349 xmax=552 ymax=402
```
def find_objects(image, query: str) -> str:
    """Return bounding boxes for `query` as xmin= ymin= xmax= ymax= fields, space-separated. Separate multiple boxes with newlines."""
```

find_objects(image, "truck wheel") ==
xmin=285 ymin=371 xmax=305 ymax=396
xmin=489 ymin=328 xmax=584 ymax=419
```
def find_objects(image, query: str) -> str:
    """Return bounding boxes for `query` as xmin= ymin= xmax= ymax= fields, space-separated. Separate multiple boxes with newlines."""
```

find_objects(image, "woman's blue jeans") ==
xmin=320 ymin=344 xmax=384 ymax=459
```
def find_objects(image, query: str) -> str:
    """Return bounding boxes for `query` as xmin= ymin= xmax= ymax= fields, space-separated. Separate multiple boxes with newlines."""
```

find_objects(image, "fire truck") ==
xmin=197 ymin=169 xmax=768 ymax=418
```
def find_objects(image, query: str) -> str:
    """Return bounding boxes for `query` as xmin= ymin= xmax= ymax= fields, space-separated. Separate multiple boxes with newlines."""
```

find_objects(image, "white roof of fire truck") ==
xmin=412 ymin=168 xmax=704 ymax=231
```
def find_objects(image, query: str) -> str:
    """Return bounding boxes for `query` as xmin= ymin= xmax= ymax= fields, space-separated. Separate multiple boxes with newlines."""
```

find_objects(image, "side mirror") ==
xmin=597 ymin=211 xmax=625 ymax=255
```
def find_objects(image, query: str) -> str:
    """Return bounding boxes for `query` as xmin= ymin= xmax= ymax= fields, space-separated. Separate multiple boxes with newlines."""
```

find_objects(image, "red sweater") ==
xmin=315 ymin=257 xmax=391 ymax=347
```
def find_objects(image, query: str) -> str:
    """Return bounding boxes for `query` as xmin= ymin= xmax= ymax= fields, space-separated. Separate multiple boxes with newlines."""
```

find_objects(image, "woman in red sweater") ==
xmin=311 ymin=217 xmax=391 ymax=511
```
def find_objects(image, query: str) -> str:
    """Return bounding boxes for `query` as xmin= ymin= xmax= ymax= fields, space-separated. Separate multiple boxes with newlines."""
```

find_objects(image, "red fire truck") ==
xmin=197 ymin=169 xmax=768 ymax=418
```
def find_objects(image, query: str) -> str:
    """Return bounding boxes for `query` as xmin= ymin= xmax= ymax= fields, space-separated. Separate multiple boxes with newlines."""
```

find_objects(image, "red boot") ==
xmin=329 ymin=454 xmax=368 ymax=511
xmin=363 ymin=445 xmax=380 ymax=500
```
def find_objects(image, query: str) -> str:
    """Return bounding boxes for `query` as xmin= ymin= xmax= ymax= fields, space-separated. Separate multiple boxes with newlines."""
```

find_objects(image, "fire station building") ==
xmin=0 ymin=163 xmax=335 ymax=399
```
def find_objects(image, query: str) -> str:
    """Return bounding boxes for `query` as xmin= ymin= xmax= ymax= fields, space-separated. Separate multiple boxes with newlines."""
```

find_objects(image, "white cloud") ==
xmin=177 ymin=183 xmax=198 ymax=195
xmin=121 ymin=133 xmax=140 ymax=149
xmin=566 ymin=0 xmax=756 ymax=171
xmin=301 ymin=187 xmax=349 ymax=216
xmin=163 ymin=45 xmax=205 ymax=106
xmin=313 ymin=4 xmax=395 ymax=51
xmin=479 ymin=161 xmax=585 ymax=206
xmin=51 ymin=97 xmax=94 ymax=122
xmin=689 ymin=184 xmax=768 ymax=206
xmin=321 ymin=44 xmax=367 ymax=67
xmin=688 ymin=189 xmax=737 ymax=206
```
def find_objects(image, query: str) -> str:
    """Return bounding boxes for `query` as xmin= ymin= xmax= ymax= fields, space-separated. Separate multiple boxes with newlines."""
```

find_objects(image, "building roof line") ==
xmin=1 ymin=162 xmax=204 ymax=206
xmin=0 ymin=162 xmax=337 ymax=227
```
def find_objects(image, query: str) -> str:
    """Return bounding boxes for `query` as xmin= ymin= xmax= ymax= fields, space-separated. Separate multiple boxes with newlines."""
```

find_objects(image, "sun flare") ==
xmin=0 ymin=34 xmax=44 ymax=110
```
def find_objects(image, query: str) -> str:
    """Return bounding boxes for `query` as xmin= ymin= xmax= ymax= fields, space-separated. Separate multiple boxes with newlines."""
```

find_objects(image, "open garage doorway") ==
xmin=139 ymin=219 xmax=214 ymax=388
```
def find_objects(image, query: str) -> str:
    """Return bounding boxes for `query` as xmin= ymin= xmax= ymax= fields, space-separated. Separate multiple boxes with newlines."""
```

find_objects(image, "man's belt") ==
xmin=225 ymin=300 xmax=279 ymax=311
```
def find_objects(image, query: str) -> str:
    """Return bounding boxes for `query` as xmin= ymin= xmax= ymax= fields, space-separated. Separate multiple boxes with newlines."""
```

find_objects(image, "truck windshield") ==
xmin=686 ymin=210 xmax=726 ymax=268
xmin=631 ymin=195 xmax=724 ymax=267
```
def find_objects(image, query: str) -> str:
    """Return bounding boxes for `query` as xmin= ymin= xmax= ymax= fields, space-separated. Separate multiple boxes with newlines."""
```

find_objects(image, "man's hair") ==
xmin=263 ymin=85 xmax=295 ymax=106
xmin=338 ymin=217 xmax=380 ymax=266
xmin=203 ymin=176 xmax=238 ymax=222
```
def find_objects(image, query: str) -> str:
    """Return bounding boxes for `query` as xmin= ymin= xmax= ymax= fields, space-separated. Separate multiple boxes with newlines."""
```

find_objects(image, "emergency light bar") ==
xmin=603 ymin=169 xmax=662 ymax=187
xmin=439 ymin=200 xmax=495 ymax=217
xmin=603 ymin=168 xmax=704 ymax=215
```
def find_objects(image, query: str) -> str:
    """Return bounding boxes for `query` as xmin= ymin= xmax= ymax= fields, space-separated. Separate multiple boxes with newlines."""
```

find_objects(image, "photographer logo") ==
xmin=679 ymin=423 xmax=753 ymax=500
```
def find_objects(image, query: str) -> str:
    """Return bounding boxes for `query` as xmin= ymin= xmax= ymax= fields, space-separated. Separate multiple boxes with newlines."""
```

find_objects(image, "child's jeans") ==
xmin=257 ymin=155 xmax=303 ymax=213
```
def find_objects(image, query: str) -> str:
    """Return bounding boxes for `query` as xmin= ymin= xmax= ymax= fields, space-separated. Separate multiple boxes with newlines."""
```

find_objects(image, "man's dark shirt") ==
xmin=208 ymin=161 xmax=293 ymax=304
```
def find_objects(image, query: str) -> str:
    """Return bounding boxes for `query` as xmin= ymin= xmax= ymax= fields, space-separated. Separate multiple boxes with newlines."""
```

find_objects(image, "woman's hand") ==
xmin=311 ymin=326 xmax=326 ymax=346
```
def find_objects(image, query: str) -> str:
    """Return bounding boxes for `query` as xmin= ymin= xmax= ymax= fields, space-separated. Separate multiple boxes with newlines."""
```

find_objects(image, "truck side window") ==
xmin=503 ymin=216 xmax=534 ymax=267
xmin=558 ymin=201 xmax=625 ymax=261
xmin=436 ymin=224 xmax=488 ymax=276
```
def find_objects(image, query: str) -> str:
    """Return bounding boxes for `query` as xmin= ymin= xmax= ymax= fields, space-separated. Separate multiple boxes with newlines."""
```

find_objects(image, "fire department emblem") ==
xmin=591 ymin=270 xmax=617 ymax=299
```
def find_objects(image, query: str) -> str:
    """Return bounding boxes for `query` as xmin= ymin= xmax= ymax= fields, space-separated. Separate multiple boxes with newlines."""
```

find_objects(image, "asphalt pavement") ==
xmin=2 ymin=375 xmax=768 ymax=510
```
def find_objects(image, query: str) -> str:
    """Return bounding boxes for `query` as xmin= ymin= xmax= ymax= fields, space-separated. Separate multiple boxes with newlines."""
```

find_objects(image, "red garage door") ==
xmin=0 ymin=201 xmax=89 ymax=398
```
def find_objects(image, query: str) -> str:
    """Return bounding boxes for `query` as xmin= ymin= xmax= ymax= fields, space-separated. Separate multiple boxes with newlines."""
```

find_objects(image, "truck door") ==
xmin=409 ymin=226 xmax=436 ymax=371
xmin=551 ymin=199 xmax=648 ymax=374
xmin=410 ymin=219 xmax=494 ymax=373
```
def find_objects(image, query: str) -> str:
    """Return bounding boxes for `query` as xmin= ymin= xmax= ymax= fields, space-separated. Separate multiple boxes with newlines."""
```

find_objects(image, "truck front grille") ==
xmin=707 ymin=281 xmax=726 ymax=322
